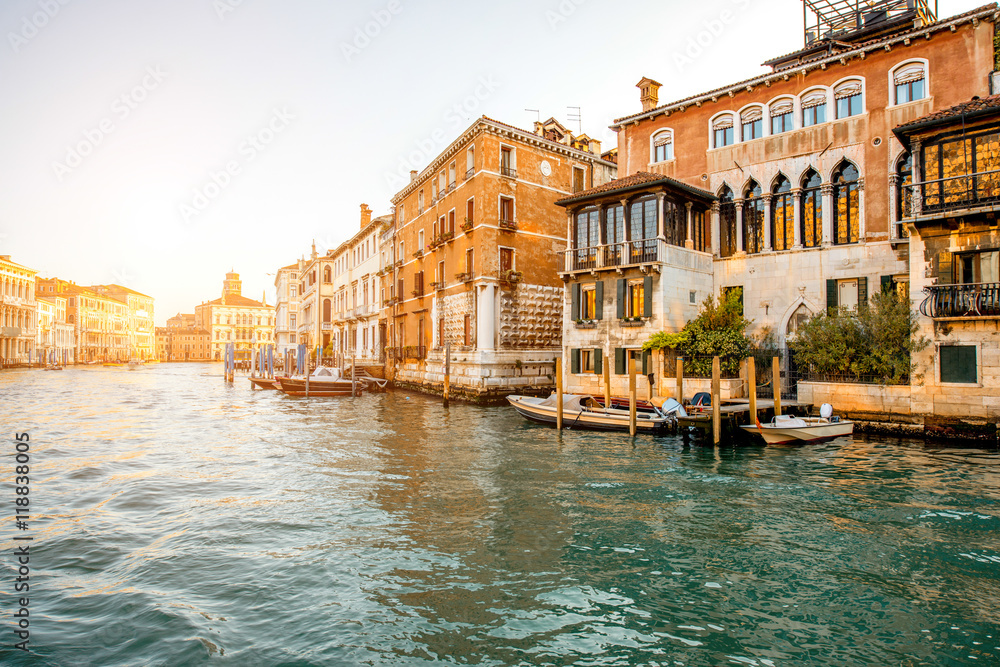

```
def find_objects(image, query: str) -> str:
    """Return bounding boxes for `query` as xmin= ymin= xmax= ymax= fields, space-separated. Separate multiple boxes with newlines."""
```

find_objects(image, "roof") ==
xmin=554 ymin=171 xmax=716 ymax=207
xmin=611 ymin=3 xmax=999 ymax=129
xmin=91 ymin=284 xmax=154 ymax=299
xmin=203 ymin=294 xmax=267 ymax=308
xmin=893 ymin=94 xmax=1000 ymax=141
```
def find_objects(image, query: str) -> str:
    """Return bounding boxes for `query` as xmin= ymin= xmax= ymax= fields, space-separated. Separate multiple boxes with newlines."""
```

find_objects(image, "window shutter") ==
xmin=642 ymin=349 xmax=651 ymax=375
xmin=937 ymin=251 xmax=953 ymax=283
xmin=858 ymin=276 xmax=868 ymax=308
xmin=826 ymin=279 xmax=838 ymax=315
xmin=617 ymin=279 xmax=626 ymax=318
xmin=571 ymin=349 xmax=580 ymax=374
xmin=881 ymin=275 xmax=893 ymax=293
xmin=615 ymin=348 xmax=625 ymax=375
xmin=595 ymin=281 xmax=604 ymax=320
xmin=571 ymin=284 xmax=580 ymax=320
xmin=643 ymin=276 xmax=653 ymax=317
xmin=594 ymin=348 xmax=603 ymax=374
xmin=941 ymin=345 xmax=977 ymax=383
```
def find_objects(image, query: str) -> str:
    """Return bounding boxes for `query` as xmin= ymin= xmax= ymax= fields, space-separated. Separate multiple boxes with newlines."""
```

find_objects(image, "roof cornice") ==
xmin=611 ymin=5 xmax=1000 ymax=130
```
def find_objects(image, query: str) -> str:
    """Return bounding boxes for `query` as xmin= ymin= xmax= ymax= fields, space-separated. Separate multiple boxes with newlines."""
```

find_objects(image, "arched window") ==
xmin=896 ymin=153 xmax=912 ymax=239
xmin=801 ymin=170 xmax=823 ymax=248
xmin=741 ymin=107 xmax=763 ymax=141
xmin=323 ymin=266 xmax=332 ymax=282
xmin=574 ymin=208 xmax=600 ymax=270
xmin=833 ymin=162 xmax=860 ymax=244
xmin=770 ymin=99 xmax=794 ymax=134
xmin=834 ymin=80 xmax=863 ymax=119
xmin=652 ymin=130 xmax=673 ymax=162
xmin=719 ymin=186 xmax=737 ymax=258
xmin=323 ymin=299 xmax=331 ymax=323
xmin=771 ymin=176 xmax=794 ymax=251
xmin=893 ymin=62 xmax=926 ymax=104
xmin=801 ymin=89 xmax=827 ymax=127
xmin=786 ymin=304 xmax=812 ymax=338
xmin=742 ymin=181 xmax=764 ymax=254
xmin=629 ymin=197 xmax=658 ymax=262
xmin=712 ymin=114 xmax=734 ymax=148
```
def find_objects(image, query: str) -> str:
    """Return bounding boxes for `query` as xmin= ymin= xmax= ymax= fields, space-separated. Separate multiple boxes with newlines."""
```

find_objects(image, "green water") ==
xmin=1 ymin=363 xmax=998 ymax=665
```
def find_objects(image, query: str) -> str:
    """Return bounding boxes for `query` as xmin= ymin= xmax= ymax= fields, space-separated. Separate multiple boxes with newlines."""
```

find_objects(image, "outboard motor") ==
xmin=820 ymin=403 xmax=833 ymax=419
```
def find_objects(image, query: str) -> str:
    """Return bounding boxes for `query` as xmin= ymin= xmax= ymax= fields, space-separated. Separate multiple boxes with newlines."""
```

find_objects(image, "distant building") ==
xmin=383 ymin=115 xmax=617 ymax=398
xmin=90 ymin=285 xmax=155 ymax=360
xmin=36 ymin=278 xmax=130 ymax=362
xmin=36 ymin=295 xmax=75 ymax=365
xmin=195 ymin=272 xmax=274 ymax=360
xmin=273 ymin=261 xmax=303 ymax=357
xmin=0 ymin=255 xmax=37 ymax=365
xmin=156 ymin=315 xmax=212 ymax=361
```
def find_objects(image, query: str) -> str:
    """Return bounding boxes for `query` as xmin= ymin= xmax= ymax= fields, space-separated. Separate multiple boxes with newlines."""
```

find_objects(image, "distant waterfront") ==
xmin=2 ymin=363 xmax=999 ymax=665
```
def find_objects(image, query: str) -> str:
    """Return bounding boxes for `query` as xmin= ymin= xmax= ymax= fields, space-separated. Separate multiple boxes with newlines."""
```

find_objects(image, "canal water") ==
xmin=1 ymin=363 xmax=999 ymax=666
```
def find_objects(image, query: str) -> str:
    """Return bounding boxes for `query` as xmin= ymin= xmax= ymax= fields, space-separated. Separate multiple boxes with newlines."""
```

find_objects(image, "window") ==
xmin=771 ymin=176 xmax=794 ymax=251
xmin=466 ymin=248 xmax=474 ymax=274
xmin=580 ymin=349 xmax=595 ymax=373
xmin=770 ymin=99 xmax=793 ymax=134
xmin=741 ymin=107 xmax=763 ymax=141
xmin=437 ymin=260 xmax=445 ymax=284
xmin=663 ymin=198 xmax=684 ymax=247
xmin=719 ymin=186 xmax=737 ymax=258
xmin=921 ymin=128 xmax=1000 ymax=211
xmin=826 ymin=277 xmax=867 ymax=314
xmin=418 ymin=230 xmax=424 ymax=251
xmin=629 ymin=197 xmax=658 ymax=262
xmin=323 ymin=266 xmax=331 ymax=282
xmin=575 ymin=208 xmax=600 ymax=249
xmin=893 ymin=63 xmax=926 ymax=104
xmin=463 ymin=314 xmax=471 ymax=346
xmin=801 ymin=170 xmax=823 ymax=248
xmin=500 ymin=146 xmax=515 ymax=177
xmin=652 ymin=130 xmax=673 ymax=162
xmin=418 ymin=190 xmax=424 ymax=212
xmin=713 ymin=115 xmax=734 ymax=148
xmin=954 ymin=250 xmax=999 ymax=284
xmin=835 ymin=80 xmax=863 ymax=119
xmin=940 ymin=345 xmax=977 ymax=384
xmin=604 ymin=204 xmax=625 ymax=245
xmin=499 ymin=196 xmax=514 ymax=223
xmin=466 ymin=197 xmax=474 ymax=224
xmin=743 ymin=180 xmax=764 ymax=254
xmin=895 ymin=153 xmax=912 ymax=237
xmin=618 ymin=278 xmax=650 ymax=318
xmin=573 ymin=166 xmax=585 ymax=193
xmin=833 ymin=162 xmax=860 ymax=244
xmin=580 ymin=283 xmax=598 ymax=320
xmin=448 ymin=162 xmax=456 ymax=188
xmin=801 ymin=90 xmax=827 ymax=127
xmin=448 ymin=209 xmax=455 ymax=235
xmin=499 ymin=247 xmax=514 ymax=274
xmin=466 ymin=146 xmax=475 ymax=177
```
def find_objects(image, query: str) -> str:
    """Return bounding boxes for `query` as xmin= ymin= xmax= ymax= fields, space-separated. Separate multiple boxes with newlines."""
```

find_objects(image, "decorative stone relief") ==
xmin=441 ymin=291 xmax=475 ymax=347
xmin=499 ymin=284 xmax=561 ymax=349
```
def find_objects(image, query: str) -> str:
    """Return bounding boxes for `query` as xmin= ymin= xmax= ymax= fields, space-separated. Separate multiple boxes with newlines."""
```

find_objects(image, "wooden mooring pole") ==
xmin=629 ymin=357 xmax=637 ymax=437
xmin=676 ymin=357 xmax=683 ymax=402
xmin=711 ymin=356 xmax=721 ymax=445
xmin=603 ymin=351 xmax=611 ymax=411
xmin=772 ymin=356 xmax=781 ymax=416
xmin=556 ymin=357 xmax=563 ymax=430
xmin=443 ymin=343 xmax=451 ymax=407
xmin=748 ymin=356 xmax=757 ymax=426
xmin=352 ymin=352 xmax=356 ymax=397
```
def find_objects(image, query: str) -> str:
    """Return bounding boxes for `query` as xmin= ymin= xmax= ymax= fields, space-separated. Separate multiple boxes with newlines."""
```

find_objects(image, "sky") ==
xmin=0 ymin=0 xmax=989 ymax=323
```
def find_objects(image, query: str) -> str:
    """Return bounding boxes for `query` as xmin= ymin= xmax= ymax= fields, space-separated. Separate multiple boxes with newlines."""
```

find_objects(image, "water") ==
xmin=2 ymin=363 xmax=999 ymax=666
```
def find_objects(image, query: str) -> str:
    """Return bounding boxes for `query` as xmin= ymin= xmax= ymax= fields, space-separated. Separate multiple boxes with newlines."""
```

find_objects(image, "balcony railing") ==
xmin=500 ymin=166 xmax=517 ymax=178
xmin=909 ymin=169 xmax=1000 ymax=217
xmin=466 ymin=167 xmax=475 ymax=179
xmin=387 ymin=345 xmax=427 ymax=360
xmin=561 ymin=239 xmax=665 ymax=272
xmin=920 ymin=282 xmax=1000 ymax=319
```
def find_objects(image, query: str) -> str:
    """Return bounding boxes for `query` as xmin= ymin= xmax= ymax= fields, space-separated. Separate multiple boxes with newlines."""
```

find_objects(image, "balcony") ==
xmin=413 ymin=249 xmax=424 ymax=259
xmin=387 ymin=345 xmax=427 ymax=360
xmin=498 ymin=219 xmax=517 ymax=231
xmin=466 ymin=167 xmax=475 ymax=179
xmin=500 ymin=166 xmax=517 ymax=179
xmin=908 ymin=170 xmax=1000 ymax=219
xmin=455 ymin=272 xmax=473 ymax=282
xmin=461 ymin=219 xmax=474 ymax=233
xmin=561 ymin=239 xmax=667 ymax=273
xmin=430 ymin=281 xmax=445 ymax=291
xmin=919 ymin=283 xmax=1000 ymax=319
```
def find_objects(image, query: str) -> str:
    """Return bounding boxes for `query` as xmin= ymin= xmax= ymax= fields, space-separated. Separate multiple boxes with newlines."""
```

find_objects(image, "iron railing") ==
xmin=561 ymin=239 xmax=669 ymax=272
xmin=909 ymin=169 xmax=1000 ymax=216
xmin=920 ymin=282 xmax=1000 ymax=318
xmin=500 ymin=166 xmax=517 ymax=178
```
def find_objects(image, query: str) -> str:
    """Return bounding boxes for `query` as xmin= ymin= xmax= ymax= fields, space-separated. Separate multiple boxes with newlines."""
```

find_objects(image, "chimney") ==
xmin=360 ymin=203 xmax=372 ymax=229
xmin=636 ymin=77 xmax=663 ymax=112
xmin=410 ymin=170 xmax=418 ymax=183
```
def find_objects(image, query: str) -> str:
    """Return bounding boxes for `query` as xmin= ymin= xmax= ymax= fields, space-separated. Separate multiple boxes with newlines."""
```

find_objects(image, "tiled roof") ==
xmin=612 ymin=3 xmax=999 ymax=128
xmin=555 ymin=172 xmax=715 ymax=206
xmin=894 ymin=94 xmax=1000 ymax=136
xmin=204 ymin=294 xmax=266 ymax=308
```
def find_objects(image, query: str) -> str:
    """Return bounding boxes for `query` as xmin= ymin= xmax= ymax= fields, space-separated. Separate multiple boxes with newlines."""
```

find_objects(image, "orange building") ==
xmin=36 ymin=278 xmax=130 ymax=362
xmin=383 ymin=116 xmax=616 ymax=398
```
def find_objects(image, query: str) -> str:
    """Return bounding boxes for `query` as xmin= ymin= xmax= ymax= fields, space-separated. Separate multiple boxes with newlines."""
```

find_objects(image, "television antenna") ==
xmin=525 ymin=108 xmax=540 ymax=123
xmin=567 ymin=106 xmax=582 ymax=133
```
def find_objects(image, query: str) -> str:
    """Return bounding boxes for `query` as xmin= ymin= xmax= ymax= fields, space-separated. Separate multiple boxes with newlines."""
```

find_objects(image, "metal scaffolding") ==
xmin=802 ymin=0 xmax=937 ymax=45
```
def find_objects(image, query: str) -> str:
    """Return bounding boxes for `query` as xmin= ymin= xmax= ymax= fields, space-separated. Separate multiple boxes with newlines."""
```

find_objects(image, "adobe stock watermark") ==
xmin=341 ymin=0 xmax=403 ymax=63
xmin=673 ymin=0 xmax=753 ymax=73
xmin=213 ymin=0 xmax=246 ymax=21
xmin=52 ymin=66 xmax=167 ymax=182
xmin=383 ymin=75 xmax=501 ymax=190
xmin=545 ymin=0 xmax=587 ymax=31
xmin=8 ymin=0 xmax=73 ymax=54
xmin=178 ymin=107 xmax=294 ymax=223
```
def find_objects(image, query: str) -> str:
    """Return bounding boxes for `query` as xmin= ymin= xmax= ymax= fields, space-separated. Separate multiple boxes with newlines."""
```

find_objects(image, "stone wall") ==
xmin=499 ymin=284 xmax=561 ymax=349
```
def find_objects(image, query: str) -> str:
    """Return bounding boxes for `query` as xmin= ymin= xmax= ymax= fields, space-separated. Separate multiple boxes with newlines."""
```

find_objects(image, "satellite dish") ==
xmin=820 ymin=403 xmax=833 ymax=419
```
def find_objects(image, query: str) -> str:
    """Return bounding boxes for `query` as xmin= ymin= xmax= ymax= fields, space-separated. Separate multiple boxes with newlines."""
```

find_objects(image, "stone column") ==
xmin=762 ymin=194 xmax=773 ymax=251
xmin=685 ymin=202 xmax=694 ymax=249
xmin=791 ymin=188 xmax=803 ymax=248
xmin=656 ymin=192 xmax=666 ymax=241
xmin=710 ymin=202 xmax=721 ymax=257
xmin=821 ymin=183 xmax=834 ymax=246
xmin=888 ymin=174 xmax=900 ymax=239
xmin=857 ymin=177 xmax=866 ymax=243
xmin=477 ymin=284 xmax=495 ymax=351
xmin=735 ymin=199 xmax=745 ymax=253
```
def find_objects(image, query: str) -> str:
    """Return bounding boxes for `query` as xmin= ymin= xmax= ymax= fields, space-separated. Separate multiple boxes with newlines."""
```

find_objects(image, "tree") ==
xmin=789 ymin=290 xmax=927 ymax=384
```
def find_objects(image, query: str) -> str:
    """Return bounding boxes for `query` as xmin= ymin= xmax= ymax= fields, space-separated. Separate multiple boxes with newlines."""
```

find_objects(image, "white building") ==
xmin=273 ymin=260 xmax=303 ymax=357
xmin=1 ymin=255 xmax=37 ymax=365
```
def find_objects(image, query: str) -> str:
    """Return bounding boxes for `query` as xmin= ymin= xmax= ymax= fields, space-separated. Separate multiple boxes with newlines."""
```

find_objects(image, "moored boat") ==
xmin=740 ymin=404 xmax=853 ymax=444
xmin=507 ymin=393 xmax=684 ymax=433
xmin=275 ymin=366 xmax=362 ymax=397
xmin=249 ymin=376 xmax=280 ymax=390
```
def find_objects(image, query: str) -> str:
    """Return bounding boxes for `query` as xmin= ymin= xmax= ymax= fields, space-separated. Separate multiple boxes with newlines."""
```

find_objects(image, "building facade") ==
xmin=585 ymin=2 xmax=998 ymax=397
xmin=91 ymin=285 xmax=155 ymax=360
xmin=384 ymin=116 xmax=617 ymax=398
xmin=156 ymin=318 xmax=212 ymax=362
xmin=274 ymin=261 xmax=303 ymax=357
xmin=295 ymin=243 xmax=337 ymax=355
xmin=36 ymin=278 xmax=130 ymax=362
xmin=195 ymin=272 xmax=274 ymax=360
xmin=0 ymin=255 xmax=37 ymax=365
xmin=36 ymin=295 xmax=75 ymax=365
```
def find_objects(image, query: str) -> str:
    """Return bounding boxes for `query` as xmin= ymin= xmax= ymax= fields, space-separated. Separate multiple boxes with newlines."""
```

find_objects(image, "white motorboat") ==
xmin=507 ymin=393 xmax=685 ymax=433
xmin=741 ymin=404 xmax=853 ymax=444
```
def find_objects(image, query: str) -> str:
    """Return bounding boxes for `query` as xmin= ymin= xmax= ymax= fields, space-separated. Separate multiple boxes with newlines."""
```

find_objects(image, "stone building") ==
xmin=36 ymin=278 xmax=130 ymax=362
xmin=384 ymin=115 xmax=617 ymax=399
xmin=195 ymin=272 xmax=274 ymax=361
xmin=90 ymin=285 xmax=155 ymax=360
xmin=294 ymin=242 xmax=336 ymax=355
xmin=577 ymin=1 xmax=999 ymax=396
xmin=155 ymin=318 xmax=212 ymax=361
xmin=0 ymin=255 xmax=37 ymax=365
xmin=273 ymin=261 xmax=303 ymax=357
xmin=36 ymin=295 xmax=75 ymax=365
